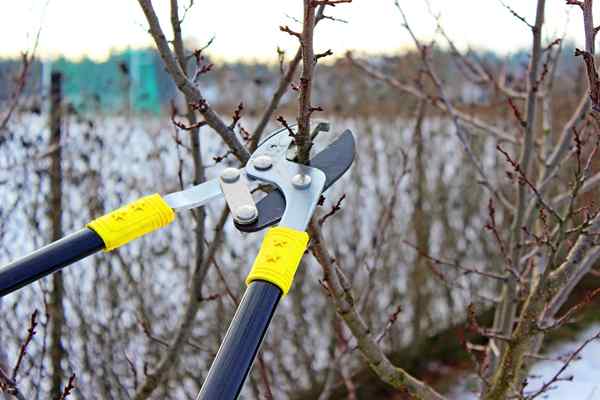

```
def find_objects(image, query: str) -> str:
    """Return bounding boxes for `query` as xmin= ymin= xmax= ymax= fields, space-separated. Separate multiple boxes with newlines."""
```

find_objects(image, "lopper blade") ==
xmin=235 ymin=129 xmax=356 ymax=233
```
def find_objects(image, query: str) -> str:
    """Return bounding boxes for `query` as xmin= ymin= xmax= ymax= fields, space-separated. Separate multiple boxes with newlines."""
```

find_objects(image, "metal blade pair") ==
xmin=163 ymin=126 xmax=356 ymax=232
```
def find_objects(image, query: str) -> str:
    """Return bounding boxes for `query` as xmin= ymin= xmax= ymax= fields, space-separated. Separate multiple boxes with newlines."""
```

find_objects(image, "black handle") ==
xmin=197 ymin=280 xmax=282 ymax=399
xmin=0 ymin=228 xmax=105 ymax=297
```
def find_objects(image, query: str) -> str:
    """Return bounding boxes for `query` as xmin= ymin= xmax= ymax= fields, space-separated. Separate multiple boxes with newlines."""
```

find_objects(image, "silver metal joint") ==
xmin=234 ymin=205 xmax=258 ymax=224
xmin=221 ymin=167 xmax=240 ymax=183
xmin=253 ymin=155 xmax=273 ymax=171
xmin=291 ymin=174 xmax=312 ymax=189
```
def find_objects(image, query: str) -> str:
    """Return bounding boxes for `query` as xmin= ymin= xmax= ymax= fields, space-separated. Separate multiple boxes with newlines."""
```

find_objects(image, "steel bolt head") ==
xmin=253 ymin=155 xmax=273 ymax=171
xmin=234 ymin=205 xmax=258 ymax=224
xmin=221 ymin=167 xmax=240 ymax=183
xmin=292 ymin=174 xmax=312 ymax=189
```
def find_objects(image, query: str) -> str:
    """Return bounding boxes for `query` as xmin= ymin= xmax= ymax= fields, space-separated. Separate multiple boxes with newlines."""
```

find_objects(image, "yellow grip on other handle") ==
xmin=246 ymin=227 xmax=309 ymax=296
xmin=87 ymin=194 xmax=175 ymax=251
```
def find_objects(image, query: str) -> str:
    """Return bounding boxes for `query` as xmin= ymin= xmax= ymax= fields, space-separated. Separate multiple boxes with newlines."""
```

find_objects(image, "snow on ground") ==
xmin=450 ymin=324 xmax=600 ymax=399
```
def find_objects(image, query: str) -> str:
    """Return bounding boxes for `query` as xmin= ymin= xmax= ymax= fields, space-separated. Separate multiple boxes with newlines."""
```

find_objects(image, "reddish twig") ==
xmin=239 ymin=125 xmax=251 ymax=142
xmin=124 ymin=352 xmax=139 ymax=390
xmin=402 ymin=238 xmax=507 ymax=281
xmin=375 ymin=305 xmax=403 ymax=343
xmin=484 ymin=199 xmax=511 ymax=264
xmin=456 ymin=328 xmax=492 ymax=388
xmin=279 ymin=25 xmax=302 ymax=40
xmin=191 ymin=49 xmax=214 ymax=81
xmin=212 ymin=150 xmax=233 ymax=164
xmin=311 ymin=0 xmax=352 ymax=6
xmin=507 ymin=97 xmax=527 ymax=129
xmin=543 ymin=287 xmax=600 ymax=329
xmin=573 ymin=126 xmax=584 ymax=176
xmin=276 ymin=115 xmax=296 ymax=138
xmin=544 ymin=38 xmax=562 ymax=52
xmin=0 ymin=53 xmax=32 ymax=132
xmin=170 ymin=102 xmax=207 ymax=131
xmin=318 ymin=194 xmax=346 ymax=226
xmin=172 ymin=119 xmax=207 ymax=131
xmin=12 ymin=309 xmax=38 ymax=381
xmin=190 ymin=98 xmax=209 ymax=113
xmin=256 ymin=354 xmax=274 ymax=400
xmin=314 ymin=49 xmax=333 ymax=63
xmin=467 ymin=304 xmax=511 ymax=342
xmin=526 ymin=331 xmax=600 ymax=399
xmin=140 ymin=319 xmax=171 ymax=349
xmin=229 ymin=102 xmax=244 ymax=129
xmin=0 ymin=367 xmax=26 ymax=400
xmin=497 ymin=145 xmax=562 ymax=222
xmin=574 ymin=48 xmax=600 ymax=111
xmin=308 ymin=105 xmax=324 ymax=117
xmin=58 ymin=374 xmax=76 ymax=400
xmin=500 ymin=0 xmax=533 ymax=29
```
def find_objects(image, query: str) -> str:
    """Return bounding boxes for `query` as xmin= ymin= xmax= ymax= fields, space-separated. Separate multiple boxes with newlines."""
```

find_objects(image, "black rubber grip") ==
xmin=197 ymin=280 xmax=282 ymax=399
xmin=0 ymin=228 xmax=105 ymax=297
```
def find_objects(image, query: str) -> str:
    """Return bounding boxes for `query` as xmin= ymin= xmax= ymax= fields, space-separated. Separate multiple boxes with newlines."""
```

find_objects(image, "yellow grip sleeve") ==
xmin=246 ymin=227 xmax=309 ymax=296
xmin=87 ymin=194 xmax=175 ymax=251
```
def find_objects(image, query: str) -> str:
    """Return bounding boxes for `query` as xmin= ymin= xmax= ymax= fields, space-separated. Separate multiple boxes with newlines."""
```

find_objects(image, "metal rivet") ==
xmin=221 ymin=167 xmax=240 ymax=183
xmin=234 ymin=205 xmax=258 ymax=224
xmin=292 ymin=174 xmax=312 ymax=189
xmin=253 ymin=155 xmax=273 ymax=171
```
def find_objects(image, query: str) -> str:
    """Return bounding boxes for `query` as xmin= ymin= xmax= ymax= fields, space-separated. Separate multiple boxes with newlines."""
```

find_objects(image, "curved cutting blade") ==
xmin=235 ymin=129 xmax=356 ymax=233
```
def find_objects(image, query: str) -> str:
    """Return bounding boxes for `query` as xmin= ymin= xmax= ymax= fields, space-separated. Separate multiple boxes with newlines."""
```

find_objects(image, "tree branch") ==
xmin=488 ymin=0 xmax=547 ymax=382
xmin=296 ymin=0 xmax=318 ymax=163
xmin=309 ymin=220 xmax=447 ymax=400
xmin=137 ymin=0 xmax=250 ymax=163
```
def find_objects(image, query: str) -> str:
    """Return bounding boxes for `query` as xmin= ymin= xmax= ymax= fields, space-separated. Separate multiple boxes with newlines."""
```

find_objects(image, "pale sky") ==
xmin=0 ymin=1 xmax=594 ymax=62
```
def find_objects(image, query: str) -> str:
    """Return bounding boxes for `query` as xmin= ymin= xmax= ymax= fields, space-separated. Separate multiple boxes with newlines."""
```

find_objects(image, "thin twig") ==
xmin=12 ymin=309 xmax=38 ymax=381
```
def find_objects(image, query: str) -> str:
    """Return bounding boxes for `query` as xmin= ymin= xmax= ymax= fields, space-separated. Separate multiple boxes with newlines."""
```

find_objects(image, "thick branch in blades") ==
xmin=296 ymin=0 xmax=318 ymax=164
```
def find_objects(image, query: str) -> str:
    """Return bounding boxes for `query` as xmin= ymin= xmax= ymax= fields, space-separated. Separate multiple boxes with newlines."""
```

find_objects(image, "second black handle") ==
xmin=0 ymin=228 xmax=105 ymax=297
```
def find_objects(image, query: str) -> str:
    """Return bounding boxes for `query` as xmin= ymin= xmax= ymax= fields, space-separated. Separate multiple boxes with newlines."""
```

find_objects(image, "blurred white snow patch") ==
xmin=449 ymin=323 xmax=600 ymax=399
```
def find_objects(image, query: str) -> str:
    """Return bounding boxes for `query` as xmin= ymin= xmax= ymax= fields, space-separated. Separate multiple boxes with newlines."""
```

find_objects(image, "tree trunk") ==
xmin=48 ymin=71 xmax=66 ymax=398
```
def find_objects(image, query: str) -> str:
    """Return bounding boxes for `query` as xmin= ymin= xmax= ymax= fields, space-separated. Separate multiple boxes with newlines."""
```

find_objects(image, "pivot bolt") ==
xmin=292 ymin=174 xmax=312 ymax=189
xmin=221 ymin=167 xmax=240 ymax=183
xmin=234 ymin=205 xmax=258 ymax=224
xmin=253 ymin=155 xmax=273 ymax=171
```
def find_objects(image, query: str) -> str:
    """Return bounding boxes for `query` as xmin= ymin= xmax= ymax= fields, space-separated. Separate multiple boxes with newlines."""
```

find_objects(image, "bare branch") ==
xmin=499 ymin=1 xmax=534 ymax=29
xmin=393 ymin=1 xmax=505 ymax=211
xmin=314 ymin=49 xmax=333 ymax=63
xmin=0 ymin=368 xmax=26 ymax=400
xmin=12 ymin=310 xmax=38 ymax=381
xmin=295 ymin=0 xmax=318 ymax=163
xmin=575 ymin=48 xmax=600 ymax=111
xmin=58 ymin=374 xmax=76 ymax=400
xmin=229 ymin=102 xmax=244 ymax=130
xmin=276 ymin=115 xmax=296 ymax=138
xmin=137 ymin=0 xmax=250 ymax=163
xmin=318 ymin=194 xmax=346 ymax=226
xmin=311 ymin=0 xmax=352 ymax=6
xmin=526 ymin=331 xmax=600 ymax=399
xmin=487 ymin=1 xmax=547 ymax=385
xmin=279 ymin=25 xmax=302 ymax=41
xmin=0 ymin=53 xmax=32 ymax=133
xmin=346 ymin=55 xmax=517 ymax=144
xmin=309 ymin=221 xmax=447 ymax=400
